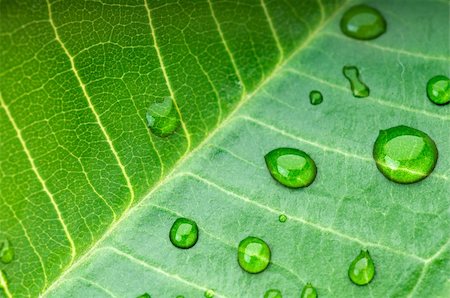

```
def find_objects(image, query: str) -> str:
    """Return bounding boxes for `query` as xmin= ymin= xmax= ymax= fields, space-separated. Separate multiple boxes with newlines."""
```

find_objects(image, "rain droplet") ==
xmin=264 ymin=289 xmax=282 ymax=298
xmin=146 ymin=97 xmax=180 ymax=137
xmin=426 ymin=75 xmax=450 ymax=105
xmin=343 ymin=66 xmax=370 ymax=98
xmin=238 ymin=236 xmax=271 ymax=274
xmin=278 ymin=214 xmax=287 ymax=223
xmin=265 ymin=148 xmax=317 ymax=188
xmin=348 ymin=250 xmax=375 ymax=286
xmin=340 ymin=4 xmax=386 ymax=40
xmin=169 ymin=218 xmax=199 ymax=249
xmin=373 ymin=125 xmax=438 ymax=184
xmin=301 ymin=283 xmax=318 ymax=298
xmin=176 ymin=296 xmax=185 ymax=298
xmin=204 ymin=289 xmax=215 ymax=298
xmin=136 ymin=293 xmax=151 ymax=298
xmin=309 ymin=90 xmax=323 ymax=105
xmin=0 ymin=238 xmax=14 ymax=264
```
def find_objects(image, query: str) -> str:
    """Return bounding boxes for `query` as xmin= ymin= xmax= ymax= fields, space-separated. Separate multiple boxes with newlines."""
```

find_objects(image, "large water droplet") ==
xmin=426 ymin=75 xmax=450 ymax=105
xmin=278 ymin=214 xmax=287 ymax=223
xmin=309 ymin=90 xmax=323 ymax=105
xmin=301 ymin=283 xmax=317 ymax=298
xmin=265 ymin=148 xmax=317 ymax=188
xmin=343 ymin=66 xmax=370 ymax=98
xmin=373 ymin=125 xmax=438 ymax=184
xmin=146 ymin=97 xmax=180 ymax=137
xmin=340 ymin=5 xmax=386 ymax=40
xmin=0 ymin=238 xmax=14 ymax=264
xmin=136 ymin=293 xmax=151 ymax=298
xmin=169 ymin=218 xmax=199 ymax=249
xmin=204 ymin=289 xmax=214 ymax=298
xmin=238 ymin=236 xmax=271 ymax=274
xmin=348 ymin=250 xmax=375 ymax=286
xmin=264 ymin=289 xmax=282 ymax=298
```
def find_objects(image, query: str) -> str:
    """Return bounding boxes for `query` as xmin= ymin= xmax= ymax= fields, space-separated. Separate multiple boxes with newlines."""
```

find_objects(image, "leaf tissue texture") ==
xmin=0 ymin=0 xmax=448 ymax=297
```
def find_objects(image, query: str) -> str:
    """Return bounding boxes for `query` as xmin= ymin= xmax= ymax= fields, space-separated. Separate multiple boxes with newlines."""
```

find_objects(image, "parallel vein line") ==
xmin=260 ymin=0 xmax=284 ymax=62
xmin=0 ymin=94 xmax=76 ymax=261
xmin=45 ymin=0 xmax=135 ymax=210
xmin=74 ymin=277 xmax=117 ymax=298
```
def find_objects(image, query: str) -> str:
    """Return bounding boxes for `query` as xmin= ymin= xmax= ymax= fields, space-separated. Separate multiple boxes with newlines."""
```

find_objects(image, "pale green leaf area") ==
xmin=0 ymin=0 xmax=448 ymax=297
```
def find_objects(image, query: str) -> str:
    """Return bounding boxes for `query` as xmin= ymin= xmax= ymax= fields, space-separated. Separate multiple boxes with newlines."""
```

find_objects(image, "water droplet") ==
xmin=343 ymin=66 xmax=370 ymax=98
xmin=340 ymin=4 xmax=386 ymax=40
xmin=265 ymin=148 xmax=317 ymax=188
xmin=278 ymin=214 xmax=287 ymax=223
xmin=176 ymin=296 xmax=185 ymax=298
xmin=348 ymin=250 xmax=375 ymax=286
xmin=238 ymin=236 xmax=271 ymax=274
xmin=169 ymin=218 xmax=199 ymax=249
xmin=301 ymin=283 xmax=318 ymax=298
xmin=426 ymin=75 xmax=450 ymax=105
xmin=309 ymin=90 xmax=323 ymax=105
xmin=136 ymin=293 xmax=151 ymax=298
xmin=0 ymin=238 xmax=14 ymax=264
xmin=146 ymin=97 xmax=180 ymax=137
xmin=373 ymin=125 xmax=438 ymax=184
xmin=264 ymin=289 xmax=282 ymax=298
xmin=204 ymin=289 xmax=214 ymax=298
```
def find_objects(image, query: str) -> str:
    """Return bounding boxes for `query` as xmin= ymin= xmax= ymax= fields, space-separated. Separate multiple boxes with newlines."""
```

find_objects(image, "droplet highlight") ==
xmin=373 ymin=125 xmax=438 ymax=184
xmin=309 ymin=90 xmax=323 ymax=105
xmin=146 ymin=97 xmax=180 ymax=137
xmin=343 ymin=66 xmax=370 ymax=98
xmin=169 ymin=218 xmax=199 ymax=249
xmin=348 ymin=250 xmax=375 ymax=286
xmin=426 ymin=75 xmax=450 ymax=105
xmin=301 ymin=283 xmax=318 ymax=298
xmin=340 ymin=4 xmax=386 ymax=40
xmin=265 ymin=148 xmax=317 ymax=188
xmin=238 ymin=236 xmax=271 ymax=274
xmin=278 ymin=214 xmax=287 ymax=223
xmin=204 ymin=289 xmax=214 ymax=298
xmin=0 ymin=238 xmax=14 ymax=264
xmin=264 ymin=289 xmax=282 ymax=298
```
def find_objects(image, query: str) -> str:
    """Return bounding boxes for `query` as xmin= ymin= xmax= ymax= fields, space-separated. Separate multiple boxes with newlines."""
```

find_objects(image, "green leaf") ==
xmin=1 ymin=0 xmax=448 ymax=297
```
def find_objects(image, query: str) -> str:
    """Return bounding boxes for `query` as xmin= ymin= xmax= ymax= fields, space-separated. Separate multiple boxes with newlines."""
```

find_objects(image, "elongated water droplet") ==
xmin=264 ymin=289 xmax=282 ymax=298
xmin=169 ymin=218 xmax=199 ymax=249
xmin=136 ymin=293 xmax=151 ymax=298
xmin=265 ymin=148 xmax=317 ymax=188
xmin=309 ymin=90 xmax=323 ymax=105
xmin=146 ymin=97 xmax=180 ymax=137
xmin=340 ymin=5 xmax=386 ymax=40
xmin=373 ymin=125 xmax=438 ymax=184
xmin=278 ymin=214 xmax=287 ymax=223
xmin=348 ymin=250 xmax=375 ymax=285
xmin=343 ymin=66 xmax=370 ymax=98
xmin=204 ymin=289 xmax=214 ymax=298
xmin=301 ymin=283 xmax=317 ymax=298
xmin=427 ymin=75 xmax=450 ymax=105
xmin=0 ymin=238 xmax=14 ymax=264
xmin=238 ymin=236 xmax=271 ymax=274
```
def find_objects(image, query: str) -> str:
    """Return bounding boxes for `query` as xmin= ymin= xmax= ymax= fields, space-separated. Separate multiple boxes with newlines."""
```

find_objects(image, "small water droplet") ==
xmin=146 ymin=97 xmax=180 ymax=137
xmin=340 ymin=4 xmax=386 ymax=40
xmin=265 ymin=148 xmax=317 ymax=188
xmin=264 ymin=289 xmax=282 ymax=298
xmin=176 ymin=296 xmax=185 ymax=298
xmin=309 ymin=90 xmax=323 ymax=105
xmin=348 ymin=250 xmax=375 ymax=286
xmin=238 ymin=236 xmax=271 ymax=274
xmin=136 ymin=293 xmax=151 ymax=298
xmin=169 ymin=218 xmax=199 ymax=249
xmin=0 ymin=238 xmax=14 ymax=264
xmin=426 ymin=75 xmax=450 ymax=105
xmin=343 ymin=66 xmax=370 ymax=98
xmin=204 ymin=289 xmax=214 ymax=298
xmin=301 ymin=283 xmax=318 ymax=298
xmin=278 ymin=214 xmax=287 ymax=223
xmin=373 ymin=125 xmax=438 ymax=184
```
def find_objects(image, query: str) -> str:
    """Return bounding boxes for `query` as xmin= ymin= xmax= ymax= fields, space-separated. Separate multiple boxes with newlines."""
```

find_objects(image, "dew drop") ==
xmin=278 ymin=214 xmax=287 ymax=223
xmin=348 ymin=250 xmax=375 ymax=286
xmin=309 ymin=90 xmax=323 ymax=105
xmin=373 ymin=125 xmax=438 ymax=184
xmin=340 ymin=4 xmax=386 ymax=40
xmin=300 ymin=283 xmax=317 ymax=298
xmin=146 ymin=97 xmax=180 ymax=137
xmin=136 ymin=293 xmax=151 ymax=298
xmin=0 ymin=238 xmax=14 ymax=264
xmin=238 ymin=236 xmax=271 ymax=274
xmin=264 ymin=289 xmax=282 ymax=298
xmin=169 ymin=218 xmax=199 ymax=249
xmin=204 ymin=289 xmax=214 ymax=298
xmin=265 ymin=148 xmax=317 ymax=188
xmin=343 ymin=66 xmax=370 ymax=98
xmin=176 ymin=296 xmax=185 ymax=298
xmin=426 ymin=75 xmax=450 ymax=105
